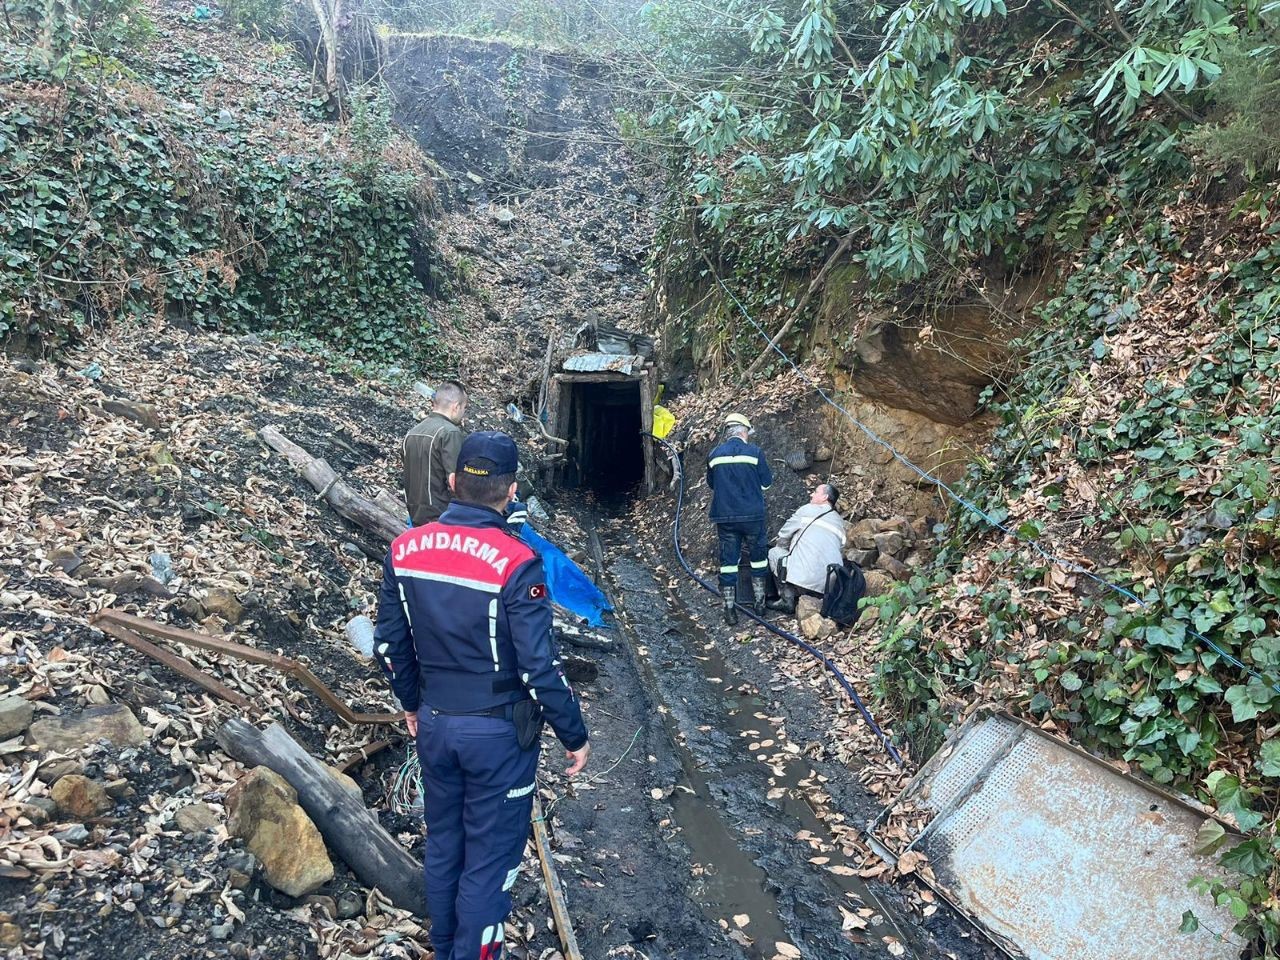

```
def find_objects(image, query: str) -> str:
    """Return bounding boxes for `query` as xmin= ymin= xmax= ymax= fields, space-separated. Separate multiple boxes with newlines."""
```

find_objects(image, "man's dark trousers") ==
xmin=717 ymin=518 xmax=769 ymax=586
xmin=419 ymin=708 xmax=539 ymax=960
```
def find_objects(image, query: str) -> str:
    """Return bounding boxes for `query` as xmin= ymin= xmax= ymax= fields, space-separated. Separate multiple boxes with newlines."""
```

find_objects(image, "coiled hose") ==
xmin=650 ymin=435 xmax=904 ymax=767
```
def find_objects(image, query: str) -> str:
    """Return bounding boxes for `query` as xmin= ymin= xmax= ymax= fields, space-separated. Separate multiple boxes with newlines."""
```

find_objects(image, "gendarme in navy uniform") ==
xmin=707 ymin=412 xmax=774 ymax=624
xmin=374 ymin=431 xmax=590 ymax=960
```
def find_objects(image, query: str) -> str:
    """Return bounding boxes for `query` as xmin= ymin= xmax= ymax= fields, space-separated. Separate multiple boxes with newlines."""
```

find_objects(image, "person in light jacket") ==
xmin=767 ymin=483 xmax=846 ymax=614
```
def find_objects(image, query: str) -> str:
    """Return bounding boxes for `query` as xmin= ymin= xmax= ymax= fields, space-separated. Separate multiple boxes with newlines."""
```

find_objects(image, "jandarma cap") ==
xmin=457 ymin=430 xmax=519 ymax=476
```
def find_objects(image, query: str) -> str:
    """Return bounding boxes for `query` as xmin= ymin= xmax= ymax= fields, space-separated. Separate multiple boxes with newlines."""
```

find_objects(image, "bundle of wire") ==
xmin=389 ymin=744 xmax=424 ymax=816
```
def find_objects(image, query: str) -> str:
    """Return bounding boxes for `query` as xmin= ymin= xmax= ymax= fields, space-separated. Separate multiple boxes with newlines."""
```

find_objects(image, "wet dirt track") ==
xmin=544 ymin=503 xmax=998 ymax=960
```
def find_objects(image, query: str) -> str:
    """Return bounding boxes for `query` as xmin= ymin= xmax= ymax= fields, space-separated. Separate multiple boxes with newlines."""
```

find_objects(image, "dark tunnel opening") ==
xmin=562 ymin=379 xmax=645 ymax=494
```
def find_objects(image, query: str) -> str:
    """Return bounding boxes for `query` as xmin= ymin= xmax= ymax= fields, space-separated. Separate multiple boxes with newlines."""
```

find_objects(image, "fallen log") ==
xmin=259 ymin=425 xmax=403 ymax=544
xmin=216 ymin=718 xmax=426 ymax=917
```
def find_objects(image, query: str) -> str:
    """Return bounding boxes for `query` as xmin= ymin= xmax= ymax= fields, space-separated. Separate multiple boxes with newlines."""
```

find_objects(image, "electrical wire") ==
xmin=650 ymin=435 xmax=905 ymax=767
xmin=706 ymin=273 xmax=1280 ymax=696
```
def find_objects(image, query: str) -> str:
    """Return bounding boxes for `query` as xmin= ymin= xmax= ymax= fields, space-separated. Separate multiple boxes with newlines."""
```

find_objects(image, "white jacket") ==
xmin=771 ymin=503 xmax=846 ymax=593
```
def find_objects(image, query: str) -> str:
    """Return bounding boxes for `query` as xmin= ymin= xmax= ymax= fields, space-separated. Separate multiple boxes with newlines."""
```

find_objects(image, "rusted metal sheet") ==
xmin=562 ymin=352 xmax=643 ymax=375
xmin=882 ymin=713 xmax=1244 ymax=960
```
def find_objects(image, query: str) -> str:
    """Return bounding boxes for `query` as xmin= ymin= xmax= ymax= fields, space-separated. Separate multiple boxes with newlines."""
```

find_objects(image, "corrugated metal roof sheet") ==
xmin=562 ymin=353 xmax=644 ymax=375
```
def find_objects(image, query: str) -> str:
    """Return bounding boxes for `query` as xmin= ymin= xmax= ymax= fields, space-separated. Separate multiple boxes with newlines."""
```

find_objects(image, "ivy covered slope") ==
xmin=1 ymin=0 xmax=441 ymax=362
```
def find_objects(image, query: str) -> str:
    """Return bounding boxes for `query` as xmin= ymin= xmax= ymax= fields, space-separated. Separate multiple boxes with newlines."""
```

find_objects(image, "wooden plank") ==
xmin=97 ymin=619 xmax=256 ymax=712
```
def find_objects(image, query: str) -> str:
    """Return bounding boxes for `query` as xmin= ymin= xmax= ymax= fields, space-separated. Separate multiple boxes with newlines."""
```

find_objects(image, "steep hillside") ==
xmin=1 ymin=0 xmax=441 ymax=362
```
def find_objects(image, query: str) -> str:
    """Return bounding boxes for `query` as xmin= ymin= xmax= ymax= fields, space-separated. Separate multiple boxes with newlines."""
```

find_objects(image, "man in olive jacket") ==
xmin=404 ymin=381 xmax=467 ymax=526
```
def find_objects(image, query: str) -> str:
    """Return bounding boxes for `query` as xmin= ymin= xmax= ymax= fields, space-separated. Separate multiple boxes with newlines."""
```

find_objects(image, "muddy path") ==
xmin=543 ymin=499 xmax=997 ymax=960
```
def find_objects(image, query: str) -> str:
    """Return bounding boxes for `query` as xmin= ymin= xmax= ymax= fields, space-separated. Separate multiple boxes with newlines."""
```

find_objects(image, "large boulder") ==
xmin=796 ymin=595 xmax=824 ymax=623
xmin=226 ymin=767 xmax=333 ymax=897
xmin=862 ymin=570 xmax=896 ymax=598
xmin=0 ymin=696 xmax=35 ymax=740
xmin=51 ymin=775 xmax=112 ymax=818
xmin=28 ymin=704 xmax=147 ymax=754
xmin=875 ymin=553 xmax=912 ymax=581
xmin=800 ymin=613 xmax=837 ymax=641
xmin=847 ymin=519 xmax=881 ymax=551
xmin=872 ymin=530 xmax=907 ymax=558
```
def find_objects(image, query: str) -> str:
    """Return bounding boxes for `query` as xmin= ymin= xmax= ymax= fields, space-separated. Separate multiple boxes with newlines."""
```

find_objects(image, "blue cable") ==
xmin=651 ymin=435 xmax=905 ymax=767
xmin=711 ymin=274 xmax=1280 ymax=696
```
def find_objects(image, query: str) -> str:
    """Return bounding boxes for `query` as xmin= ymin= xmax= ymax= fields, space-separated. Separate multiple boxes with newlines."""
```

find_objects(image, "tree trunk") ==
xmin=258 ymin=425 xmax=404 ymax=544
xmin=216 ymin=718 xmax=426 ymax=917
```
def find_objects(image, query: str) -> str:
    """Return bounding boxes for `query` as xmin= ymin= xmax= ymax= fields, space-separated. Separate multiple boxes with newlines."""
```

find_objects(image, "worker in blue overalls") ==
xmin=373 ymin=431 xmax=591 ymax=960
xmin=707 ymin=413 xmax=774 ymax=625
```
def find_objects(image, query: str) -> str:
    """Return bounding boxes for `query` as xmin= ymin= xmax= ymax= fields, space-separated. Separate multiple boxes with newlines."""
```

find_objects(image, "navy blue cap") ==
xmin=458 ymin=430 xmax=519 ymax=477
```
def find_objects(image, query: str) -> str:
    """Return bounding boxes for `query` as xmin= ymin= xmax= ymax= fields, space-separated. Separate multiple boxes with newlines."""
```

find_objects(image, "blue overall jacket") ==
xmin=373 ymin=501 xmax=588 ymax=751
xmin=707 ymin=436 xmax=773 ymax=523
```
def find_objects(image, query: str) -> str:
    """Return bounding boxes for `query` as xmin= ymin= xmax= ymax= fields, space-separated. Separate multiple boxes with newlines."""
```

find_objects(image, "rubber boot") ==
xmin=751 ymin=579 xmax=767 ymax=617
xmin=721 ymin=586 xmax=738 ymax=626
xmin=767 ymin=584 xmax=798 ymax=614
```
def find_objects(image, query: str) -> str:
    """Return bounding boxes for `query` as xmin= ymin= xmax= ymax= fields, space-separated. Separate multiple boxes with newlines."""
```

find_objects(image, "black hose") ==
xmin=649 ymin=436 xmax=905 ymax=767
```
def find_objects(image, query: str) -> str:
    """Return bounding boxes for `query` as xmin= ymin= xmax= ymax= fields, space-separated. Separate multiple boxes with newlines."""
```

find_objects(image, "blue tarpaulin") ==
xmin=515 ymin=524 xmax=612 ymax=627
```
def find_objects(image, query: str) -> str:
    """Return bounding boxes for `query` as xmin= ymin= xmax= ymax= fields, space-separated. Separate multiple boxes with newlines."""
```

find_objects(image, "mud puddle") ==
xmin=595 ymin=531 xmax=916 ymax=958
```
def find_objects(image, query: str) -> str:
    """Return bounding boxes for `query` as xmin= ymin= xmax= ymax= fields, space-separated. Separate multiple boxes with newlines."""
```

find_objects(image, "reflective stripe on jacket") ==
xmin=372 ymin=501 xmax=588 ymax=751
xmin=706 ymin=437 xmax=773 ymax=523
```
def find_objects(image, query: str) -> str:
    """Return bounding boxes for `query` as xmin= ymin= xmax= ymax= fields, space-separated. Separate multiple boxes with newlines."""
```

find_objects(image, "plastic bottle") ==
xmin=346 ymin=615 xmax=375 ymax=658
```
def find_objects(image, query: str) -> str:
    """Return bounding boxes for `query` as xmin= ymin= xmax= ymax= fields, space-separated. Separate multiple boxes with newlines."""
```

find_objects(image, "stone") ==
xmin=226 ymin=767 xmax=333 ymax=898
xmin=872 ymin=530 xmax=906 ymax=557
xmin=813 ymin=445 xmax=833 ymax=462
xmin=0 ymin=696 xmax=35 ymax=740
xmin=103 ymin=778 xmax=132 ymax=798
xmin=875 ymin=553 xmax=912 ymax=581
xmin=910 ymin=516 xmax=934 ymax=541
xmin=85 ymin=685 xmax=110 ymax=706
xmin=98 ymin=398 xmax=161 ymax=431
xmin=490 ymin=206 xmax=516 ymax=225
xmin=203 ymin=588 xmax=244 ymax=624
xmin=28 ymin=704 xmax=147 ymax=754
xmin=862 ymin=570 xmax=895 ymax=597
xmin=39 ymin=758 xmax=83 ymax=782
xmin=796 ymin=595 xmax=823 ymax=623
xmin=19 ymin=801 xmax=51 ymax=825
xmin=53 ymin=824 xmax=90 ymax=844
xmin=51 ymin=775 xmax=112 ymax=818
xmin=210 ymin=922 xmax=234 ymax=940
xmin=848 ymin=519 xmax=882 ymax=551
xmin=49 ymin=548 xmax=83 ymax=574
xmin=327 ymin=766 xmax=363 ymax=802
xmin=800 ymin=613 xmax=836 ymax=641
xmin=845 ymin=548 xmax=878 ymax=568
xmin=0 ymin=923 xmax=21 ymax=948
xmin=174 ymin=801 xmax=219 ymax=834
xmin=336 ymin=891 xmax=363 ymax=920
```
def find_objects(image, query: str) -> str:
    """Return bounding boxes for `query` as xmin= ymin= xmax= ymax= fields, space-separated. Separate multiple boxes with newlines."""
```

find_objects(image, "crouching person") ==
xmin=373 ymin=430 xmax=590 ymax=960
xmin=767 ymin=482 xmax=846 ymax=614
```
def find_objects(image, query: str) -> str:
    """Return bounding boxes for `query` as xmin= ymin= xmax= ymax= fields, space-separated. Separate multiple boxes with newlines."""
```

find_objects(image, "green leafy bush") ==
xmin=0 ymin=36 xmax=440 ymax=363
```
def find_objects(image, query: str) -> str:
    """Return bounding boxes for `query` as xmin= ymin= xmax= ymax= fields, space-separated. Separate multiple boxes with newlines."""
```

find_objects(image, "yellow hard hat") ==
xmin=724 ymin=413 xmax=752 ymax=430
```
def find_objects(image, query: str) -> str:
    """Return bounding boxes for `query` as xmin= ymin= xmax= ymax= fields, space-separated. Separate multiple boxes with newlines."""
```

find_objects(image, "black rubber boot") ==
xmin=767 ymin=584 xmax=798 ymax=614
xmin=721 ymin=586 xmax=738 ymax=626
xmin=751 ymin=579 xmax=768 ymax=616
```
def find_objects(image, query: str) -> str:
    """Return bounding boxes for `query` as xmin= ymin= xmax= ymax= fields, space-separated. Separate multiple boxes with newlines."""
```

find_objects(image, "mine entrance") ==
xmin=545 ymin=371 xmax=655 ymax=496
xmin=559 ymin=378 xmax=646 ymax=493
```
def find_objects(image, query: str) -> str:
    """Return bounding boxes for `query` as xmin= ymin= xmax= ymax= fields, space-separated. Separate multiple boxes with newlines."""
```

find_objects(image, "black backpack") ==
xmin=821 ymin=562 xmax=867 ymax=627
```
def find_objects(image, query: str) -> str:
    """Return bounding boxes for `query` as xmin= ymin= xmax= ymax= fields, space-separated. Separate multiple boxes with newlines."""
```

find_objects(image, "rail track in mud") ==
xmin=530 ymin=501 xmax=998 ymax=960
